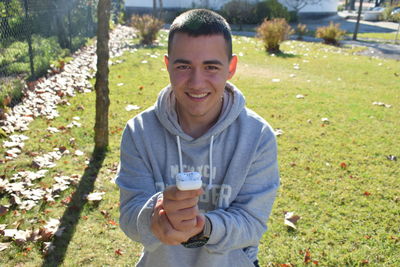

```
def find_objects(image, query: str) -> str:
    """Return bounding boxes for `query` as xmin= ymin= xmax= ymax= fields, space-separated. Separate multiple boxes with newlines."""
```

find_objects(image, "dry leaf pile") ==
xmin=0 ymin=25 xmax=136 ymax=253
xmin=1 ymin=25 xmax=136 ymax=159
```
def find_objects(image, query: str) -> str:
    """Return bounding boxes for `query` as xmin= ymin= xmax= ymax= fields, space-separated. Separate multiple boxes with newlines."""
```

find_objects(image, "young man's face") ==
xmin=165 ymin=33 xmax=237 ymax=125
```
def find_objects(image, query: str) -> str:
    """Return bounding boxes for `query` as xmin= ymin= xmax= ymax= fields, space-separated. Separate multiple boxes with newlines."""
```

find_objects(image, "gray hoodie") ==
xmin=116 ymin=83 xmax=280 ymax=267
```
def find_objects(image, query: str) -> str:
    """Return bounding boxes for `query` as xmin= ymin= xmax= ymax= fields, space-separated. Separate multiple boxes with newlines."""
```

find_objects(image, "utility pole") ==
xmin=353 ymin=0 xmax=364 ymax=40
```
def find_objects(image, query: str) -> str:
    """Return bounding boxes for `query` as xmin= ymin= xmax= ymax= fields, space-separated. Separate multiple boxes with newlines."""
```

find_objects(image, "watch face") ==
xmin=182 ymin=238 xmax=209 ymax=248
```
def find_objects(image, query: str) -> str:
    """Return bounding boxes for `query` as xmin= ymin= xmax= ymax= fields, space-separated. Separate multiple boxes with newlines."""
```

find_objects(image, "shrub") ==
xmin=256 ymin=18 xmax=294 ymax=54
xmin=316 ymin=22 xmax=346 ymax=46
xmin=254 ymin=0 xmax=290 ymax=22
xmin=288 ymin=11 xmax=298 ymax=23
xmin=130 ymin=15 xmax=164 ymax=45
xmin=221 ymin=0 xmax=255 ymax=27
xmin=0 ymin=77 xmax=24 ymax=110
xmin=0 ymin=35 xmax=68 ymax=78
xmin=295 ymin=23 xmax=308 ymax=40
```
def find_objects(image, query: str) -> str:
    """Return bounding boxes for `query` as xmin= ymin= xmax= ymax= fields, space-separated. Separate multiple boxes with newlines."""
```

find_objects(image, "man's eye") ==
xmin=177 ymin=65 xmax=190 ymax=70
xmin=206 ymin=66 xmax=219 ymax=71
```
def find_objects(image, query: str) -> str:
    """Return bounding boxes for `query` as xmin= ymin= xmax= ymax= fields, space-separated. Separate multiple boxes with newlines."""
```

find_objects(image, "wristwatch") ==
xmin=181 ymin=216 xmax=212 ymax=248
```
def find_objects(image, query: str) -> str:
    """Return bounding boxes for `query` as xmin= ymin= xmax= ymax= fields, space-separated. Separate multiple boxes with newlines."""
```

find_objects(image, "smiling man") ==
xmin=116 ymin=9 xmax=280 ymax=267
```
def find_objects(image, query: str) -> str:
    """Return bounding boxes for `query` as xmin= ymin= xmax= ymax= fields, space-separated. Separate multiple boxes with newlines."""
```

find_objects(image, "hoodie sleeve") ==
xmin=115 ymin=123 xmax=162 ymax=252
xmin=205 ymin=128 xmax=280 ymax=253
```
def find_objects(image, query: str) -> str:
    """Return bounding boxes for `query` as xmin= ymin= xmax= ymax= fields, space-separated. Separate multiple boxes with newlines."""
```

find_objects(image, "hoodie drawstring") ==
xmin=208 ymin=135 xmax=214 ymax=190
xmin=176 ymin=135 xmax=214 ymax=190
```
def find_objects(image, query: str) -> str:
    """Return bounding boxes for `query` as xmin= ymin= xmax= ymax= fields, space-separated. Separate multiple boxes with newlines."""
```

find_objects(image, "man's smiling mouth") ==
xmin=186 ymin=92 xmax=209 ymax=99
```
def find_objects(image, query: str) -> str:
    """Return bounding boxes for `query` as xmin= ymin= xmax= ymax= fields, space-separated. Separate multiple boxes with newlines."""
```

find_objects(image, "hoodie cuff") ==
xmin=137 ymin=192 xmax=163 ymax=252
xmin=203 ymin=211 xmax=225 ymax=246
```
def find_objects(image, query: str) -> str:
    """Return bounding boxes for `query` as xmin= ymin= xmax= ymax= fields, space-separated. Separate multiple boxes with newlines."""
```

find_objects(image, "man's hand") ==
xmin=150 ymin=186 xmax=205 ymax=245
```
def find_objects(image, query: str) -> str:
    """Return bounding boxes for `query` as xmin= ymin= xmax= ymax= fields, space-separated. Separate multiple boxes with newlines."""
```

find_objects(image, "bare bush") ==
xmin=256 ymin=18 xmax=293 ymax=54
xmin=130 ymin=15 xmax=163 ymax=45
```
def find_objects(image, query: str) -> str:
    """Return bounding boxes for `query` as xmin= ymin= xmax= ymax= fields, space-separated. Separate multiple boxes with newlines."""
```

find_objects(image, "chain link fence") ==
xmin=0 ymin=0 xmax=123 ymax=106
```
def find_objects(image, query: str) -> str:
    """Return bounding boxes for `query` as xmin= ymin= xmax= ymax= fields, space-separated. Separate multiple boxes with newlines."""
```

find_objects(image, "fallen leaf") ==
xmin=42 ymin=242 xmax=55 ymax=255
xmin=372 ymin=101 xmax=392 ymax=108
xmin=115 ymin=248 xmax=123 ymax=256
xmin=74 ymin=150 xmax=84 ymax=156
xmin=274 ymin=128 xmax=284 ymax=136
xmin=108 ymin=220 xmax=118 ymax=226
xmin=125 ymin=105 xmax=140 ymax=111
xmin=47 ymin=127 xmax=60 ymax=133
xmin=284 ymin=212 xmax=300 ymax=229
xmin=3 ymin=229 xmax=31 ymax=242
xmin=101 ymin=210 xmax=110 ymax=218
xmin=0 ymin=242 xmax=11 ymax=251
xmin=386 ymin=155 xmax=397 ymax=161
xmin=87 ymin=192 xmax=105 ymax=201
xmin=0 ymin=205 xmax=8 ymax=216
xmin=304 ymin=249 xmax=312 ymax=264
xmin=321 ymin=118 xmax=330 ymax=124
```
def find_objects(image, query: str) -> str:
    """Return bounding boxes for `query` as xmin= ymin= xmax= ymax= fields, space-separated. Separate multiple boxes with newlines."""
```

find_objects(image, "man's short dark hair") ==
xmin=168 ymin=9 xmax=232 ymax=60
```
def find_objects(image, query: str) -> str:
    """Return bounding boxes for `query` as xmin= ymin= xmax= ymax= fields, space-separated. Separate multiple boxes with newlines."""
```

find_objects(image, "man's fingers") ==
xmin=166 ymin=205 xmax=199 ymax=222
xmin=164 ymin=186 xmax=204 ymax=201
xmin=158 ymin=210 xmax=195 ymax=244
xmin=163 ymin=197 xmax=199 ymax=213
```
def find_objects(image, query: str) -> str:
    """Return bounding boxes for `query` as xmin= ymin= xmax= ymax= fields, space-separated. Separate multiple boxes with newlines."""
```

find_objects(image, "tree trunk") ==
xmin=94 ymin=0 xmax=111 ymax=152
xmin=349 ymin=0 xmax=356 ymax=10
xmin=158 ymin=0 xmax=163 ymax=18
xmin=52 ymin=1 xmax=69 ymax=49
xmin=353 ymin=0 xmax=364 ymax=40
xmin=153 ymin=0 xmax=157 ymax=16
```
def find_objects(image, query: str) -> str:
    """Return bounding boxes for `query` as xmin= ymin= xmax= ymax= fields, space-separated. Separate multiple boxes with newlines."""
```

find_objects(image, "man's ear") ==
xmin=228 ymin=55 xmax=238 ymax=80
xmin=164 ymin=55 xmax=169 ymax=67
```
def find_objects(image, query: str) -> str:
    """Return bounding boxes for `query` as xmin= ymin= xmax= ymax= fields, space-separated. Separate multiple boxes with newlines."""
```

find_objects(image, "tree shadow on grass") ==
xmin=272 ymin=52 xmax=299 ymax=59
xmin=41 ymin=148 xmax=106 ymax=267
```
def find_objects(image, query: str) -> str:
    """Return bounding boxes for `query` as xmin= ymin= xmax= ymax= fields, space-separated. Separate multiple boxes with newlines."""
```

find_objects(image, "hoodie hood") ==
xmin=154 ymin=82 xmax=246 ymax=142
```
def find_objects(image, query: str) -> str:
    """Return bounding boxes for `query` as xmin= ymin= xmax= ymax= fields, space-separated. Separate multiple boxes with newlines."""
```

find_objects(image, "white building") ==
xmin=125 ymin=0 xmax=339 ymax=18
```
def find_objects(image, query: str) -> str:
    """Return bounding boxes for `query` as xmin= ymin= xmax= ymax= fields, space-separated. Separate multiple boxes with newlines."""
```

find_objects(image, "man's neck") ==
xmin=176 ymin=104 xmax=222 ymax=139
xmin=179 ymin=117 xmax=216 ymax=139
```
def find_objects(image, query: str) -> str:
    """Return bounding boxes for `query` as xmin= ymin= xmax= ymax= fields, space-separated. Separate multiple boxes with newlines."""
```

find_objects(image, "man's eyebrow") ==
xmin=203 ymin=60 xmax=223 ymax=65
xmin=173 ymin=59 xmax=191 ymax=64
xmin=172 ymin=59 xmax=224 ymax=65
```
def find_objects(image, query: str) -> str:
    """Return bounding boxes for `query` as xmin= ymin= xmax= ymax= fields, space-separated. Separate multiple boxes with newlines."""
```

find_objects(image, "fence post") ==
xmin=23 ymin=0 xmax=35 ymax=80
xmin=67 ymin=9 xmax=72 ymax=50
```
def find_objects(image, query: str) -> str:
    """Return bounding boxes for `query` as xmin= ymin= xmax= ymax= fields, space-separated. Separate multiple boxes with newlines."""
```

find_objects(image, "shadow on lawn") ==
xmin=41 ymin=148 xmax=106 ymax=267
xmin=273 ymin=52 xmax=298 ymax=58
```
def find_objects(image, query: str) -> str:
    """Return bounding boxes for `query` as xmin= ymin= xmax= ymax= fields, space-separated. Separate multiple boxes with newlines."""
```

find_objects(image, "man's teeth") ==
xmin=188 ymin=93 xmax=208 ymax=98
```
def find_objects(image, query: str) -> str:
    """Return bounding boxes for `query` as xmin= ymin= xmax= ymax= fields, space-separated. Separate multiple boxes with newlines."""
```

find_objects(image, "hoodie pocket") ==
xmin=229 ymin=248 xmax=255 ymax=267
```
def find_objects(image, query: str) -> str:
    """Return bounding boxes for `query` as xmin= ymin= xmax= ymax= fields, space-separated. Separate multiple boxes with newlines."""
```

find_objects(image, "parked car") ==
xmin=391 ymin=7 xmax=400 ymax=16
xmin=364 ymin=7 xmax=385 ymax=21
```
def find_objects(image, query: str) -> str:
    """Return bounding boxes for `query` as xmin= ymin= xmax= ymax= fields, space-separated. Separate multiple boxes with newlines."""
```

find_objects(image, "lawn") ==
xmin=0 ymin=30 xmax=399 ymax=266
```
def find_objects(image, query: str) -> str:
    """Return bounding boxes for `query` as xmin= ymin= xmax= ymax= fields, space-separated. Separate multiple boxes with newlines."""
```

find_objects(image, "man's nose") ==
xmin=188 ymin=68 xmax=205 ymax=89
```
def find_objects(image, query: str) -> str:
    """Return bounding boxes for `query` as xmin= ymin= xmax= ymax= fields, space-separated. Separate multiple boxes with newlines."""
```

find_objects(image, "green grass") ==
xmin=1 ymin=32 xmax=399 ymax=266
xmin=346 ymin=32 xmax=400 ymax=43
